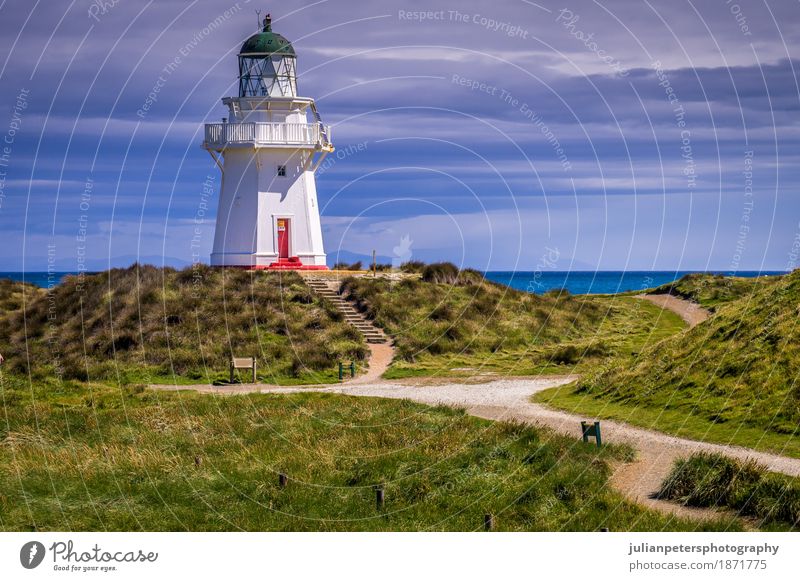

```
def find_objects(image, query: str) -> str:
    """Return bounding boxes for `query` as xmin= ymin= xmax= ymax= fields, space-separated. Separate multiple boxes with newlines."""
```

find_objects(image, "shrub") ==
xmin=657 ymin=453 xmax=800 ymax=526
xmin=422 ymin=262 xmax=459 ymax=284
xmin=551 ymin=345 xmax=580 ymax=365
xmin=333 ymin=261 xmax=363 ymax=271
xmin=399 ymin=260 xmax=425 ymax=273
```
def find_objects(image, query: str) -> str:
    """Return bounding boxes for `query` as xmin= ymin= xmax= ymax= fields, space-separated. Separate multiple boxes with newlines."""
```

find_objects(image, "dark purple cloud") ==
xmin=0 ymin=0 xmax=798 ymax=271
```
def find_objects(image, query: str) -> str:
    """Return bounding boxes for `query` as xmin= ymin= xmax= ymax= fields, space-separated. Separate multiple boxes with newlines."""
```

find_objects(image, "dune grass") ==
xmin=535 ymin=270 xmax=800 ymax=457
xmin=0 ymin=278 xmax=44 ymax=312
xmin=657 ymin=453 xmax=800 ymax=530
xmin=647 ymin=272 xmax=780 ymax=310
xmin=534 ymin=384 xmax=800 ymax=459
xmin=0 ymin=266 xmax=367 ymax=385
xmin=0 ymin=374 xmax=740 ymax=532
xmin=341 ymin=275 xmax=685 ymax=379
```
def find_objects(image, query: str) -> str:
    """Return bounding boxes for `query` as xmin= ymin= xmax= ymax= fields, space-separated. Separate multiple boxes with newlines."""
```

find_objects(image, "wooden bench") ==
xmin=230 ymin=357 xmax=257 ymax=383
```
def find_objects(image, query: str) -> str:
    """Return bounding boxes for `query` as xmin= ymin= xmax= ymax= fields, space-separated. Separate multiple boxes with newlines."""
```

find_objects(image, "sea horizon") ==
xmin=2 ymin=268 xmax=788 ymax=296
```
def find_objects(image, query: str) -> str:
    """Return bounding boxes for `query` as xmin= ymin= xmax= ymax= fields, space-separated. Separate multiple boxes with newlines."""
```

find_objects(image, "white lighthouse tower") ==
xmin=204 ymin=13 xmax=332 ymax=269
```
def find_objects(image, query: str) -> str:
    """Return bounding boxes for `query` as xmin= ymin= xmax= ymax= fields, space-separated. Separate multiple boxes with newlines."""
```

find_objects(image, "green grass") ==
xmin=342 ymin=276 xmax=686 ymax=378
xmin=0 ymin=374 xmax=739 ymax=531
xmin=0 ymin=265 xmax=367 ymax=385
xmin=535 ymin=269 xmax=800 ymax=457
xmin=0 ymin=266 xmax=687 ymax=384
xmin=534 ymin=384 xmax=800 ymax=458
xmin=647 ymin=272 xmax=780 ymax=310
xmin=657 ymin=453 xmax=800 ymax=530
xmin=0 ymin=278 xmax=43 ymax=311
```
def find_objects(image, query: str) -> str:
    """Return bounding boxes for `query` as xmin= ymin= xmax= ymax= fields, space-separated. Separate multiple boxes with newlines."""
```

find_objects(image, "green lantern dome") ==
xmin=240 ymin=13 xmax=295 ymax=56
xmin=237 ymin=13 xmax=298 ymax=97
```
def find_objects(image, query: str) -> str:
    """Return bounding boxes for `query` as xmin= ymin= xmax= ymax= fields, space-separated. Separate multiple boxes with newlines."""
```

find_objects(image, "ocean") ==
xmin=1 ymin=269 xmax=786 ymax=295
xmin=482 ymin=270 xmax=785 ymax=295
xmin=0 ymin=272 xmax=87 ymax=288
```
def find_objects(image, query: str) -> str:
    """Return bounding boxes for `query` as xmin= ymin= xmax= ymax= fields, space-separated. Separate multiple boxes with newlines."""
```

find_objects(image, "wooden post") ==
xmin=338 ymin=362 xmax=344 ymax=381
xmin=252 ymin=359 xmax=257 ymax=383
xmin=372 ymin=249 xmax=376 ymax=277
xmin=376 ymin=486 xmax=385 ymax=510
xmin=350 ymin=361 xmax=356 ymax=378
xmin=594 ymin=421 xmax=602 ymax=447
xmin=484 ymin=514 xmax=495 ymax=531
xmin=230 ymin=361 xmax=234 ymax=384
xmin=581 ymin=421 xmax=589 ymax=443
xmin=279 ymin=472 xmax=288 ymax=488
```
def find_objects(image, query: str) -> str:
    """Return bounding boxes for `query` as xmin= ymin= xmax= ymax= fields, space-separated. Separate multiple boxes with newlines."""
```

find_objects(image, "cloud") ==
xmin=1 ymin=0 xmax=798 ymax=271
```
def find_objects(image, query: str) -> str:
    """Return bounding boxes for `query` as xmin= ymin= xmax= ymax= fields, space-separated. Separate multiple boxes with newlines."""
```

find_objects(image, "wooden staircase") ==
xmin=304 ymin=278 xmax=389 ymax=344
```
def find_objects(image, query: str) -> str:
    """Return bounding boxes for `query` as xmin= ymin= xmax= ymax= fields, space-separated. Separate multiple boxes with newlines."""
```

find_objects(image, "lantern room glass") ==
xmin=239 ymin=55 xmax=297 ymax=97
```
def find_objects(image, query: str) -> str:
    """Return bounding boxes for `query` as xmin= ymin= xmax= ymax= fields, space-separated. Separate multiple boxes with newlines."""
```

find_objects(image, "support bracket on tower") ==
xmin=305 ymin=146 xmax=332 ymax=173
xmin=206 ymin=149 xmax=224 ymax=173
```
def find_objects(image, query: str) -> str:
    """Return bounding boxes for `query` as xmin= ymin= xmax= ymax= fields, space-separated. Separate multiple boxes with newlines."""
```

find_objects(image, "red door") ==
xmin=277 ymin=219 xmax=289 ymax=259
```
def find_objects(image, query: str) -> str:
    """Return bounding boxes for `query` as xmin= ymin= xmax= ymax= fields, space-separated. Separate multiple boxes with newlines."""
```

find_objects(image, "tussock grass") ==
xmin=421 ymin=262 xmax=482 ymax=285
xmin=0 ymin=278 xmax=43 ymax=312
xmin=537 ymin=269 xmax=800 ymax=456
xmin=647 ymin=272 xmax=779 ymax=310
xmin=0 ymin=265 xmax=366 ymax=384
xmin=399 ymin=261 xmax=425 ymax=273
xmin=657 ymin=453 xmax=800 ymax=529
xmin=0 ymin=375 xmax=738 ymax=531
xmin=340 ymin=266 xmax=684 ymax=377
xmin=333 ymin=261 xmax=363 ymax=271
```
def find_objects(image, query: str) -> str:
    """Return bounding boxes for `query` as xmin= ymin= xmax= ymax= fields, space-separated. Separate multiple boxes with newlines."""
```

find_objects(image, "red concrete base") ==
xmin=215 ymin=265 xmax=329 ymax=271
xmin=265 ymin=264 xmax=329 ymax=271
xmin=266 ymin=257 xmax=328 ymax=271
xmin=211 ymin=258 xmax=329 ymax=271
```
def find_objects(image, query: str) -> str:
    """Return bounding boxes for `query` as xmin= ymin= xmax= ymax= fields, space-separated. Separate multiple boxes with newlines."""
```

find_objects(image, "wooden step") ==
xmin=305 ymin=279 xmax=388 ymax=346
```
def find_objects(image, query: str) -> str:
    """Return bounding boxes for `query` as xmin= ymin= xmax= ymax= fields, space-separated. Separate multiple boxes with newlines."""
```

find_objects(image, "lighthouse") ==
xmin=204 ymin=13 xmax=332 ymax=269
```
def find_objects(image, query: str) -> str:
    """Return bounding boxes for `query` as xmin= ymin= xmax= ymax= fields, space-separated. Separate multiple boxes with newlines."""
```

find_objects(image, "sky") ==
xmin=0 ymin=0 xmax=798 ymax=272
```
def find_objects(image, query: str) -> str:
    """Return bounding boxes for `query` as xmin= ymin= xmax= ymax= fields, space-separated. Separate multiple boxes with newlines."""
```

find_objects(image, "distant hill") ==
xmin=0 ymin=254 xmax=192 ymax=272
xmin=0 ymin=265 xmax=366 ymax=383
xmin=578 ymin=269 xmax=800 ymax=435
xmin=326 ymin=250 xmax=393 ymax=269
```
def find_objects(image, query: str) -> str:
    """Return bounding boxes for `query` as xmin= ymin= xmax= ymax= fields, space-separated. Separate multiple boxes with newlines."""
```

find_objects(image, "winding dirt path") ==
xmin=150 ymin=292 xmax=784 ymax=523
xmin=152 ymin=374 xmax=800 ymax=523
xmin=637 ymin=294 xmax=711 ymax=327
xmin=351 ymin=343 xmax=394 ymax=384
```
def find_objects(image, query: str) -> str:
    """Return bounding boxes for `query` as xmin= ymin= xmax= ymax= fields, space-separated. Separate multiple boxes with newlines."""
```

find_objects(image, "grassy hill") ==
xmin=0 ymin=265 xmax=366 ymax=384
xmin=536 ymin=269 xmax=800 ymax=456
xmin=341 ymin=266 xmax=685 ymax=378
xmin=0 ymin=374 xmax=737 ymax=531
xmin=646 ymin=272 xmax=779 ymax=310
xmin=0 ymin=278 xmax=43 ymax=312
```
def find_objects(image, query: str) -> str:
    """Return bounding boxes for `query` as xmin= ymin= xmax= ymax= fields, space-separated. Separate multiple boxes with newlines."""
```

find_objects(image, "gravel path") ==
xmin=153 ymin=375 xmax=800 ymax=523
xmin=149 ymin=291 xmax=785 ymax=523
xmin=637 ymin=294 xmax=711 ymax=327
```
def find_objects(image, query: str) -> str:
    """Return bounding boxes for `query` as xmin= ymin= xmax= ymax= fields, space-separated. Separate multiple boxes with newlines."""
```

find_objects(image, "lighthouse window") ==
xmin=277 ymin=165 xmax=287 ymax=177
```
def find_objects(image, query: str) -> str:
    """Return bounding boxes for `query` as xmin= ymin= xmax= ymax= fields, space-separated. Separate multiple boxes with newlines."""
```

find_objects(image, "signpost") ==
xmin=581 ymin=421 xmax=602 ymax=447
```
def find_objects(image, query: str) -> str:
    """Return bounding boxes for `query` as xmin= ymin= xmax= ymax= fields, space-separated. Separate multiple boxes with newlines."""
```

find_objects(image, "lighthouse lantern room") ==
xmin=204 ymin=13 xmax=332 ymax=269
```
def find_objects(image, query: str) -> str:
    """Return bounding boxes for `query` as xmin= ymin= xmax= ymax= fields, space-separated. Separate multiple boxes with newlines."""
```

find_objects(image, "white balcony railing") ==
xmin=204 ymin=122 xmax=332 ymax=149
